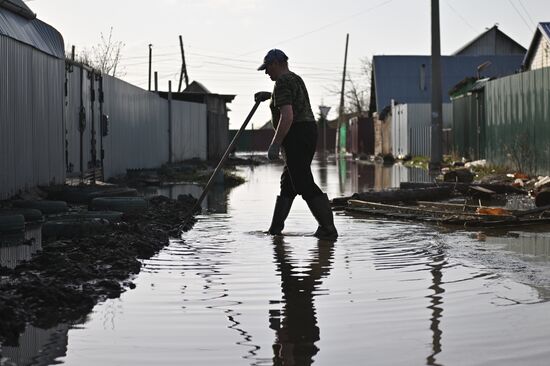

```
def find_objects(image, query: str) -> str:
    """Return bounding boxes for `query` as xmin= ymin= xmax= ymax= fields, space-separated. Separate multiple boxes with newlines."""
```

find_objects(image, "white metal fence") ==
xmin=391 ymin=103 xmax=453 ymax=157
xmin=0 ymin=36 xmax=65 ymax=200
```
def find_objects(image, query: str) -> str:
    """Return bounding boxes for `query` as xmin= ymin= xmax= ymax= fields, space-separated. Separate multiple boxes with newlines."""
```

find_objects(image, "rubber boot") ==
xmin=268 ymin=196 xmax=294 ymax=235
xmin=306 ymin=194 xmax=338 ymax=240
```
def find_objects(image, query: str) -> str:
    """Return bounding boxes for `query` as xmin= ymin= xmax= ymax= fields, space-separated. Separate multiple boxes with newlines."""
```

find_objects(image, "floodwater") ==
xmin=3 ymin=158 xmax=550 ymax=366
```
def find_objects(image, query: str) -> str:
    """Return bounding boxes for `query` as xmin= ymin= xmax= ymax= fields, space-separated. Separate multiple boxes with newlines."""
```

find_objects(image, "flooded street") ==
xmin=3 ymin=159 xmax=550 ymax=366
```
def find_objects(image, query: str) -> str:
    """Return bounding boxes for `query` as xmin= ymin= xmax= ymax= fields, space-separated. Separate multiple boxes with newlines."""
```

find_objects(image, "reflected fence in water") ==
xmin=0 ymin=324 xmax=69 ymax=366
xmin=0 ymin=224 xmax=42 ymax=270
xmin=334 ymin=158 xmax=431 ymax=195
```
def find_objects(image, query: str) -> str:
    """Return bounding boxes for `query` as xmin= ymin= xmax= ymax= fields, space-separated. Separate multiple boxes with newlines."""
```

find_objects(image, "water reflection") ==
xmin=426 ymin=250 xmax=446 ymax=366
xmin=334 ymin=159 xmax=430 ymax=195
xmin=0 ymin=323 xmax=69 ymax=366
xmin=0 ymin=224 xmax=42 ymax=270
xmin=270 ymin=237 xmax=335 ymax=366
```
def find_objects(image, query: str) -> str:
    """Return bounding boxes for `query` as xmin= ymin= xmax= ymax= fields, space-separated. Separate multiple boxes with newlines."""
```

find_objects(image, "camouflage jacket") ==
xmin=270 ymin=72 xmax=315 ymax=129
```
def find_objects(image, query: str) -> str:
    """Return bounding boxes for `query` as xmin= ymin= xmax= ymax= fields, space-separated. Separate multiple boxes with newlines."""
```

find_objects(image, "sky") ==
xmin=27 ymin=0 xmax=550 ymax=129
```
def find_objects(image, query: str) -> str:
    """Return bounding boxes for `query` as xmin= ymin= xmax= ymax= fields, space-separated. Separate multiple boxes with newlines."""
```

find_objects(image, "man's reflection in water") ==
xmin=269 ymin=236 xmax=335 ymax=366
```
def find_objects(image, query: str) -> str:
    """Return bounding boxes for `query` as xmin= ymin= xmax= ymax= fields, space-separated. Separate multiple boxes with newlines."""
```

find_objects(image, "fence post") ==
xmin=168 ymin=81 xmax=173 ymax=164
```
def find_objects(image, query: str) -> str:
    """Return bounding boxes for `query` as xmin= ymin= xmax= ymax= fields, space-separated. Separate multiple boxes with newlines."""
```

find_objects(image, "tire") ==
xmin=0 ymin=214 xmax=25 ymax=233
xmin=42 ymin=218 xmax=109 ymax=240
xmin=12 ymin=200 xmax=68 ymax=215
xmin=48 ymin=211 xmax=124 ymax=222
xmin=0 ymin=208 xmax=44 ymax=223
xmin=89 ymin=197 xmax=149 ymax=213
xmin=48 ymin=186 xmax=138 ymax=204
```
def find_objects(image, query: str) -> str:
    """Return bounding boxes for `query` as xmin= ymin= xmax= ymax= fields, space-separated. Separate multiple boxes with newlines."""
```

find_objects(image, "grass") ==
xmin=404 ymin=156 xmax=429 ymax=169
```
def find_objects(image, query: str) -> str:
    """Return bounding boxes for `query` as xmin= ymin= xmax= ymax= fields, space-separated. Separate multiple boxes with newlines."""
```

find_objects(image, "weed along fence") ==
xmin=484 ymin=67 xmax=550 ymax=175
xmin=0 ymin=10 xmax=66 ymax=200
xmin=65 ymin=66 xmax=208 ymax=180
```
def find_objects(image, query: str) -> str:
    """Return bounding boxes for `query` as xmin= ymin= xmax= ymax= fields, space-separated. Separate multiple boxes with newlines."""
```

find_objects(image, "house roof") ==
xmin=0 ymin=0 xmax=35 ymax=20
xmin=0 ymin=2 xmax=64 ymax=58
xmin=183 ymin=80 xmax=211 ymax=94
xmin=371 ymin=55 xmax=523 ymax=112
xmin=453 ymin=25 xmax=526 ymax=56
xmin=159 ymin=80 xmax=235 ymax=104
xmin=522 ymin=22 xmax=550 ymax=69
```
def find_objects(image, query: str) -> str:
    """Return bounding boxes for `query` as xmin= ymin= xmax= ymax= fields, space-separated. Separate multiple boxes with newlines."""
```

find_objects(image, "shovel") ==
xmin=180 ymin=91 xmax=272 ymax=230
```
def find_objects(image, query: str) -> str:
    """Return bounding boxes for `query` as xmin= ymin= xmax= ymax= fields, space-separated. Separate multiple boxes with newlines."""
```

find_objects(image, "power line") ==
xmin=517 ymin=0 xmax=537 ymax=28
xmin=443 ymin=0 xmax=477 ymax=32
xmin=507 ymin=0 xmax=534 ymax=32
xmin=239 ymin=0 xmax=397 ymax=57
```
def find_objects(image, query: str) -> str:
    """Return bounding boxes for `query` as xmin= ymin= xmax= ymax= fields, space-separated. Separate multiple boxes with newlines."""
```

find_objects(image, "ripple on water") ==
xmin=25 ymin=162 xmax=550 ymax=366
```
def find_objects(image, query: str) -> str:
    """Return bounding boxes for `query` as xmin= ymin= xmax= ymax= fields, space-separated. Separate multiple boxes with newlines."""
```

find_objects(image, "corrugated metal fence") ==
xmin=0 ymin=35 xmax=65 ymax=200
xmin=485 ymin=67 xmax=550 ymax=175
xmin=391 ymin=103 xmax=453 ymax=157
xmin=64 ymin=66 xmax=207 ymax=180
xmin=451 ymin=91 xmax=486 ymax=160
xmin=1 ymin=36 xmax=207 ymax=199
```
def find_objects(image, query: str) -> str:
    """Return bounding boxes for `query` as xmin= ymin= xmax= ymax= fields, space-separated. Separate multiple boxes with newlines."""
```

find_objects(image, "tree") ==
xmin=326 ymin=57 xmax=372 ymax=116
xmin=68 ymin=27 xmax=126 ymax=77
xmin=345 ymin=57 xmax=372 ymax=115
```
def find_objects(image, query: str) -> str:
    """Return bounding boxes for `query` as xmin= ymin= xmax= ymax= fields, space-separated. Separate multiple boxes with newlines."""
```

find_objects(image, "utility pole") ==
xmin=430 ymin=0 xmax=443 ymax=172
xmin=336 ymin=33 xmax=349 ymax=155
xmin=148 ymin=44 xmax=153 ymax=91
xmin=178 ymin=35 xmax=190 ymax=92
xmin=154 ymin=71 xmax=158 ymax=92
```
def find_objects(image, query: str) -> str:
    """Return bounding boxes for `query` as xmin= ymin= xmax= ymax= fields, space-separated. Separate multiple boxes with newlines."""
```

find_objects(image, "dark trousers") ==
xmin=280 ymin=122 xmax=324 ymax=201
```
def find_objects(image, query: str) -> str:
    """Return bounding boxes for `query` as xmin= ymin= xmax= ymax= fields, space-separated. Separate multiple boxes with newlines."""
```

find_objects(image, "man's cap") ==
xmin=257 ymin=49 xmax=288 ymax=71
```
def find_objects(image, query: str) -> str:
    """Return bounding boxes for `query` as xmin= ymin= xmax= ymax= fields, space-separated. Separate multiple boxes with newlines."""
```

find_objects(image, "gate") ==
xmin=65 ymin=62 xmax=104 ymax=182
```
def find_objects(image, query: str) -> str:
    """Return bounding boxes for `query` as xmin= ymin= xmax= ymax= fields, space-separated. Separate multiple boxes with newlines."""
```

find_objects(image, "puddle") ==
xmin=0 ymin=224 xmax=42 ymax=270
xmin=4 ymin=158 xmax=550 ymax=366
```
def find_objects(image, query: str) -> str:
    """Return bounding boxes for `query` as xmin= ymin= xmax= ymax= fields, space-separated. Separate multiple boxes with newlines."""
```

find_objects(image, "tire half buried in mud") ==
xmin=11 ymin=200 xmax=68 ymax=215
xmin=89 ymin=197 xmax=149 ymax=213
xmin=42 ymin=218 xmax=110 ymax=240
xmin=0 ymin=214 xmax=25 ymax=234
xmin=0 ymin=209 xmax=43 ymax=223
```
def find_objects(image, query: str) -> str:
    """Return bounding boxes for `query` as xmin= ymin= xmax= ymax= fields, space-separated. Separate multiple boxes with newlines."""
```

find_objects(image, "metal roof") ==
xmin=372 ymin=55 xmax=523 ymax=111
xmin=0 ymin=0 xmax=35 ymax=19
xmin=453 ymin=25 xmax=526 ymax=56
xmin=0 ymin=6 xmax=64 ymax=58
xmin=522 ymin=22 xmax=550 ymax=69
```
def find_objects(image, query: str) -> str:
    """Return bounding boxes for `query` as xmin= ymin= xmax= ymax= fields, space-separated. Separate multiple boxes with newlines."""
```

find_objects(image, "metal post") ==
xmin=148 ymin=44 xmax=153 ymax=91
xmin=430 ymin=0 xmax=443 ymax=172
xmin=154 ymin=72 xmax=158 ymax=92
xmin=168 ymin=81 xmax=173 ymax=164
xmin=337 ymin=34 xmax=349 ymax=155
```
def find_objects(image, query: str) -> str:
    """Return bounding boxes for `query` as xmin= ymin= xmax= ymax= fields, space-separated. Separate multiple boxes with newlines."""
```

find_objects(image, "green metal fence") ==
xmin=452 ymin=93 xmax=486 ymax=160
xmin=485 ymin=67 xmax=550 ymax=175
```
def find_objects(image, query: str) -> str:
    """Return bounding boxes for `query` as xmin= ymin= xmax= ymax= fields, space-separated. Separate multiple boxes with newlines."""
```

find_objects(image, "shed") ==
xmin=522 ymin=22 xmax=550 ymax=71
xmin=453 ymin=25 xmax=527 ymax=56
xmin=0 ymin=0 xmax=66 ymax=199
xmin=160 ymin=81 xmax=235 ymax=161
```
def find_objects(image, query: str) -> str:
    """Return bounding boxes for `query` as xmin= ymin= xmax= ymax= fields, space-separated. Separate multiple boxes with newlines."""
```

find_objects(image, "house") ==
xmin=0 ymin=0 xmax=66 ymax=199
xmin=522 ymin=22 xmax=550 ymax=71
xmin=369 ymin=26 xmax=525 ymax=158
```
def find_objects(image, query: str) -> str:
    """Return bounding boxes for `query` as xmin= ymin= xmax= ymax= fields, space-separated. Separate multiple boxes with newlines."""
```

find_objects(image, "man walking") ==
xmin=258 ymin=49 xmax=338 ymax=240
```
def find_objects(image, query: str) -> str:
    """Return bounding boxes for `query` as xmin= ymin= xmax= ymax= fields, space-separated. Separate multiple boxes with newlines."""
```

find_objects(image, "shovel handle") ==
xmin=182 ymin=92 xmax=271 ymax=227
